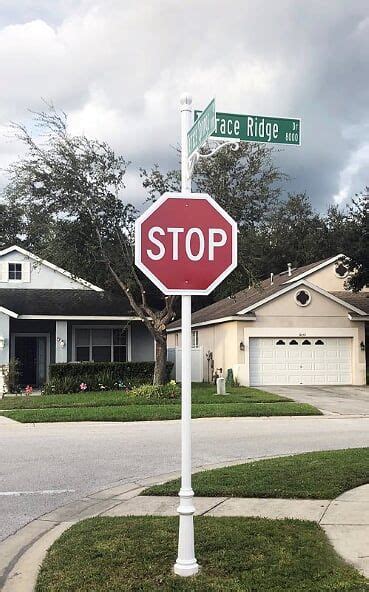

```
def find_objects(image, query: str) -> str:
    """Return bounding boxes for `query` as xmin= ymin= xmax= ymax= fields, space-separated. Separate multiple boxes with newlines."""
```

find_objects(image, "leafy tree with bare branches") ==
xmin=4 ymin=106 xmax=175 ymax=384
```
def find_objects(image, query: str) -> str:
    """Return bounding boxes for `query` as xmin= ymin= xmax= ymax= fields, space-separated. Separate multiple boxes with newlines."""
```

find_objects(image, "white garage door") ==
xmin=249 ymin=337 xmax=352 ymax=386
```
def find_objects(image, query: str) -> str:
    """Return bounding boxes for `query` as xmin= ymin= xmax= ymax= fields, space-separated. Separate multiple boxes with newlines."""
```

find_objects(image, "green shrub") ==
xmin=49 ymin=361 xmax=173 ymax=386
xmin=129 ymin=382 xmax=180 ymax=401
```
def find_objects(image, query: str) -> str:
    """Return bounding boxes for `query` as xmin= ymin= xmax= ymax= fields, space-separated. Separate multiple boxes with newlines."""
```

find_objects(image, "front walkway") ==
xmin=1 ymin=469 xmax=368 ymax=591
xmin=261 ymin=385 xmax=369 ymax=416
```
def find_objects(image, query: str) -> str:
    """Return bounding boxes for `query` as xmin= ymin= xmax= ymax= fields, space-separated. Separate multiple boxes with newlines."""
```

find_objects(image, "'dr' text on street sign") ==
xmin=195 ymin=110 xmax=301 ymax=145
xmin=188 ymin=98 xmax=216 ymax=156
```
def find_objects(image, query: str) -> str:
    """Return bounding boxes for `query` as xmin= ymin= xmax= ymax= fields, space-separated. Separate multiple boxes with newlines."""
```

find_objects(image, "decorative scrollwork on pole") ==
xmin=188 ymin=139 xmax=240 ymax=177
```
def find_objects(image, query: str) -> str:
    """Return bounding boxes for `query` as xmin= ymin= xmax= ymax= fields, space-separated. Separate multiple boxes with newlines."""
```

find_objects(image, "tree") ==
xmin=344 ymin=191 xmax=369 ymax=291
xmin=3 ymin=106 xmax=175 ymax=384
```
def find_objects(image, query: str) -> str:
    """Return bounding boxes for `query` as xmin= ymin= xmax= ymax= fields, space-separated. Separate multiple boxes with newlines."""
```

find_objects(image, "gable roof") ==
xmin=168 ymin=255 xmax=367 ymax=330
xmin=0 ymin=246 xmax=103 ymax=292
xmin=0 ymin=289 xmax=137 ymax=318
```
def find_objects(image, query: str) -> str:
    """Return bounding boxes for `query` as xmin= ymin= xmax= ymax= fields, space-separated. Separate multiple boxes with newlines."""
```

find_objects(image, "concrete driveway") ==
xmin=263 ymin=385 xmax=369 ymax=416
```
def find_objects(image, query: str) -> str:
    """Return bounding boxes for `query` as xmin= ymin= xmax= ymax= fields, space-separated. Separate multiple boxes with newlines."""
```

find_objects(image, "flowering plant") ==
xmin=79 ymin=382 xmax=88 ymax=391
xmin=24 ymin=385 xmax=33 ymax=396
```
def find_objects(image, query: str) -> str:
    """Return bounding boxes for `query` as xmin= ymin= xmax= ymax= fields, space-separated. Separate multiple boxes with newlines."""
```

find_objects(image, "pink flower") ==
xmin=24 ymin=385 xmax=33 ymax=396
xmin=80 ymin=382 xmax=87 ymax=391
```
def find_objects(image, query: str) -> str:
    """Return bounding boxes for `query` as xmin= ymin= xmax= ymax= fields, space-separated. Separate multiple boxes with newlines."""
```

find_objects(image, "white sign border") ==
xmin=135 ymin=191 xmax=238 ymax=296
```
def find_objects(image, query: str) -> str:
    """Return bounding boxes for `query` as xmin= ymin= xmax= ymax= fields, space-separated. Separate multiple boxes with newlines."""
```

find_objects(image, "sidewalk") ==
xmin=1 ymin=471 xmax=368 ymax=591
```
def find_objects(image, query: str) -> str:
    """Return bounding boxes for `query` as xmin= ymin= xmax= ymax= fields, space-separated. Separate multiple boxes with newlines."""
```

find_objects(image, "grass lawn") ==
xmin=145 ymin=447 xmax=369 ymax=500
xmin=35 ymin=516 xmax=369 ymax=592
xmin=0 ymin=384 xmax=286 ymax=409
xmin=0 ymin=383 xmax=320 ymax=422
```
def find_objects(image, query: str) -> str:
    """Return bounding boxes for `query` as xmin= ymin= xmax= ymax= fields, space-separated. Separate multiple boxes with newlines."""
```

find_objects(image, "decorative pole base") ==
xmin=174 ymin=488 xmax=199 ymax=577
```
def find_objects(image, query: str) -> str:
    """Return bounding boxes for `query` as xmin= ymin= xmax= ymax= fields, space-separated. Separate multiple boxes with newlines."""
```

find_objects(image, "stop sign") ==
xmin=135 ymin=192 xmax=237 ymax=295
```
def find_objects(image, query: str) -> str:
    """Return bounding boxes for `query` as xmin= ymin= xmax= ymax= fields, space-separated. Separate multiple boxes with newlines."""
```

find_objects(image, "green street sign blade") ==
xmin=194 ymin=110 xmax=301 ymax=146
xmin=188 ymin=98 xmax=216 ymax=156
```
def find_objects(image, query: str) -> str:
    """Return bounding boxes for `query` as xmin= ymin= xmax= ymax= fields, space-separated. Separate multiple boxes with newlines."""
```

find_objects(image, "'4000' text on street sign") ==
xmin=194 ymin=110 xmax=301 ymax=146
xmin=188 ymin=98 xmax=216 ymax=156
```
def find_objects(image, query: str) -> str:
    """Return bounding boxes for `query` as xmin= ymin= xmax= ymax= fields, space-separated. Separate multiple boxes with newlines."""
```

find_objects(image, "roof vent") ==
xmin=288 ymin=263 xmax=292 ymax=277
xmin=270 ymin=273 xmax=274 ymax=285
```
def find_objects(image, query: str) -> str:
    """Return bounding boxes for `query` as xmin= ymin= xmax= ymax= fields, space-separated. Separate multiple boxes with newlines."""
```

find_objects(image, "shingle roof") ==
xmin=168 ymin=256 xmax=366 ymax=329
xmin=0 ymin=289 xmax=135 ymax=316
xmin=331 ymin=292 xmax=369 ymax=314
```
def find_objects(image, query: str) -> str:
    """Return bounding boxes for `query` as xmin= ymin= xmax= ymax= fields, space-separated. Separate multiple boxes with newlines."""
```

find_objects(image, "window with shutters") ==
xmin=8 ymin=263 xmax=22 ymax=280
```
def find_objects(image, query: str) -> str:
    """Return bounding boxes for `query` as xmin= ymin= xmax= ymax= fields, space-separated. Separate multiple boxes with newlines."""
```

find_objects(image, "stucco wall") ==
xmin=291 ymin=262 xmax=369 ymax=292
xmin=0 ymin=251 xmax=91 ymax=290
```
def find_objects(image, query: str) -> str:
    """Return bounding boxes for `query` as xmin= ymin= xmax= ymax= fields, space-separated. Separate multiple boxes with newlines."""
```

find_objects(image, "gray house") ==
xmin=0 ymin=246 xmax=154 ymax=391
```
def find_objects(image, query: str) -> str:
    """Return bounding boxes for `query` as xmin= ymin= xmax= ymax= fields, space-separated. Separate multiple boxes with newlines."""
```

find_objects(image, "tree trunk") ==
xmin=153 ymin=336 xmax=168 ymax=385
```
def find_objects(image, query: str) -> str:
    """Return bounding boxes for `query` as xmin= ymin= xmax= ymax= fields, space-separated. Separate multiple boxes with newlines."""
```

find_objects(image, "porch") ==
xmin=0 ymin=317 xmax=154 ymax=389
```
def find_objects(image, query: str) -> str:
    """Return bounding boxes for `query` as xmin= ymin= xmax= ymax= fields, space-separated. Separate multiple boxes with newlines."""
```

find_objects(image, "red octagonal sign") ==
xmin=135 ymin=192 xmax=237 ymax=295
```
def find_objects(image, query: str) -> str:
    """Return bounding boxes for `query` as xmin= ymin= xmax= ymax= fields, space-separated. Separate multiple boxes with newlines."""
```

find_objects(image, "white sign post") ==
xmin=173 ymin=93 xmax=199 ymax=577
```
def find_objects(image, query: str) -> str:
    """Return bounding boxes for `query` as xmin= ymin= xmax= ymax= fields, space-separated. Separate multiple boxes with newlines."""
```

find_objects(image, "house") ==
xmin=0 ymin=246 xmax=154 ymax=391
xmin=167 ymin=255 xmax=369 ymax=386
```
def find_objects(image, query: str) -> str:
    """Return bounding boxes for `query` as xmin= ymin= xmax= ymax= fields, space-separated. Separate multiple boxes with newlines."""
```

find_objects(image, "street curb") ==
xmin=1 ymin=455 xmax=368 ymax=590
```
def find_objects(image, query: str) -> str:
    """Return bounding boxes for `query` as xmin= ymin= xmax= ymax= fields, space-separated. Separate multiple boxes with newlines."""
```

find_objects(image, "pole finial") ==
xmin=180 ymin=93 xmax=192 ymax=108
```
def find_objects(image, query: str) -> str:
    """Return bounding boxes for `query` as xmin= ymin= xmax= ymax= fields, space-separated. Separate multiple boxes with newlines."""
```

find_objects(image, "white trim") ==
xmin=0 ymin=246 xmax=103 ymax=292
xmin=236 ymin=279 xmax=368 ymax=316
xmin=19 ymin=315 xmax=140 ymax=321
xmin=0 ymin=306 xmax=18 ymax=318
xmin=348 ymin=314 xmax=369 ymax=321
xmin=135 ymin=192 xmax=238 ymax=296
xmin=72 ymin=324 xmax=131 ymax=363
xmin=167 ymin=315 xmax=255 ymax=332
xmin=284 ymin=254 xmax=347 ymax=284
xmin=294 ymin=288 xmax=311 ymax=307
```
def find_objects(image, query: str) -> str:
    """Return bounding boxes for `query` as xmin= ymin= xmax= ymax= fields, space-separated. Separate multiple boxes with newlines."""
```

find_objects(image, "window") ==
xmin=8 ymin=263 xmax=22 ymax=280
xmin=335 ymin=262 xmax=348 ymax=278
xmin=192 ymin=330 xmax=199 ymax=348
xmin=315 ymin=339 xmax=324 ymax=345
xmin=289 ymin=339 xmax=298 ymax=345
xmin=302 ymin=339 xmax=311 ymax=345
xmin=276 ymin=339 xmax=285 ymax=345
xmin=295 ymin=289 xmax=311 ymax=307
xmin=75 ymin=327 xmax=128 ymax=362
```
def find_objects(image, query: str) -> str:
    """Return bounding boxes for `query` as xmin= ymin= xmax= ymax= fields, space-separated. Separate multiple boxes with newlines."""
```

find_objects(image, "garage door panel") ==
xmin=250 ymin=337 xmax=352 ymax=386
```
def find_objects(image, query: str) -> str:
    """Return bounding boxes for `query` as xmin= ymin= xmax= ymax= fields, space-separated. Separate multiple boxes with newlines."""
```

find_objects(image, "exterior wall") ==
xmin=0 ymin=251 xmax=90 ymax=290
xmin=0 ymin=313 xmax=10 ymax=393
xmin=131 ymin=322 xmax=154 ymax=361
xmin=168 ymin=321 xmax=241 ymax=381
xmin=291 ymin=262 xmax=369 ymax=292
xmin=56 ymin=321 xmax=68 ymax=363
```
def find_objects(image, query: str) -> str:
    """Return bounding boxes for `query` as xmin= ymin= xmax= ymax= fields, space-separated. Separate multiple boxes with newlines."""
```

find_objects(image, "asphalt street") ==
xmin=1 ymin=415 xmax=369 ymax=542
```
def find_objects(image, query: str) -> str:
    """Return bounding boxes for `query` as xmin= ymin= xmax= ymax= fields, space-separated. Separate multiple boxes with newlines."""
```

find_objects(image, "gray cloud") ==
xmin=1 ymin=0 xmax=369 ymax=210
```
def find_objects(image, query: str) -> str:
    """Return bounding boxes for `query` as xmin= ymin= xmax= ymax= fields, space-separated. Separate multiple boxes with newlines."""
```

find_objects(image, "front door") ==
xmin=14 ymin=336 xmax=48 ymax=387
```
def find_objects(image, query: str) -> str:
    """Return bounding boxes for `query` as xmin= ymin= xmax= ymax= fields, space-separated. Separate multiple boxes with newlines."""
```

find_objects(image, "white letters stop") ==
xmin=147 ymin=226 xmax=227 ymax=262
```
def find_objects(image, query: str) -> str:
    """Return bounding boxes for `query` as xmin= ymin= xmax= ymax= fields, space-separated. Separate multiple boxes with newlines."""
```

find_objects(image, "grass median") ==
xmin=145 ymin=447 xmax=369 ymax=499
xmin=0 ymin=401 xmax=318 ymax=423
xmin=35 ymin=516 xmax=368 ymax=592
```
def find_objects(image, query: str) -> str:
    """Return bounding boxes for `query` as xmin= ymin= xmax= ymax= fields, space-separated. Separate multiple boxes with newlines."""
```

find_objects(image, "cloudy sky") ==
xmin=0 ymin=0 xmax=368 ymax=211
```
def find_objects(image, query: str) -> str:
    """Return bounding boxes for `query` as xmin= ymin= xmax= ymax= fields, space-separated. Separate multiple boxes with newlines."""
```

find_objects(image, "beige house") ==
xmin=167 ymin=255 xmax=369 ymax=386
